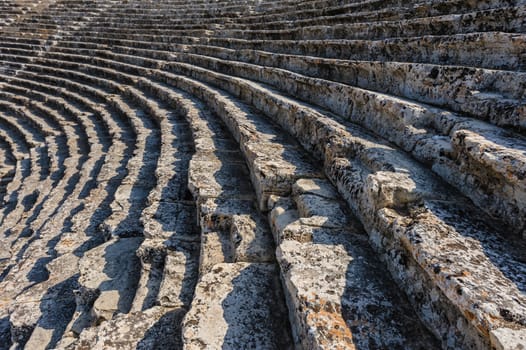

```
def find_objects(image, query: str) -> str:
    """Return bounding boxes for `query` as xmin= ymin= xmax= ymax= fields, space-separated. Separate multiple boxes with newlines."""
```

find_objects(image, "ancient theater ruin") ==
xmin=0 ymin=0 xmax=525 ymax=349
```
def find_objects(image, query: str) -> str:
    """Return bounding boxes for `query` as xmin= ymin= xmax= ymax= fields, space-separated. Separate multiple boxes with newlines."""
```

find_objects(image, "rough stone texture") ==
xmin=269 ymin=180 xmax=439 ymax=349
xmin=64 ymin=306 xmax=185 ymax=350
xmin=491 ymin=328 xmax=526 ymax=350
xmin=230 ymin=213 xmax=275 ymax=263
xmin=0 ymin=0 xmax=525 ymax=349
xmin=157 ymin=250 xmax=199 ymax=308
xmin=182 ymin=262 xmax=292 ymax=350
xmin=78 ymin=237 xmax=143 ymax=323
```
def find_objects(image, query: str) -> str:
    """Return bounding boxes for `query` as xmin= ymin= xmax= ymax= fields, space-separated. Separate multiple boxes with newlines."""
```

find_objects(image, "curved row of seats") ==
xmin=0 ymin=0 xmax=524 ymax=349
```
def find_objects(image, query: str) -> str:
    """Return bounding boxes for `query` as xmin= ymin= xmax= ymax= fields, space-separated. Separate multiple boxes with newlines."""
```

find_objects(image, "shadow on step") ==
xmin=33 ymin=275 xmax=78 ymax=349
xmin=135 ymin=309 xmax=186 ymax=349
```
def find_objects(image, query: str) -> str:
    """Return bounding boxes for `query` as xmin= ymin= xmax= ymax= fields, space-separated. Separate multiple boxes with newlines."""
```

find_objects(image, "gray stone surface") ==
xmin=270 ymin=180 xmax=439 ymax=349
xmin=182 ymin=262 xmax=292 ymax=350
xmin=64 ymin=306 xmax=185 ymax=350
xmin=0 ymin=0 xmax=525 ymax=349
xmin=78 ymin=237 xmax=143 ymax=323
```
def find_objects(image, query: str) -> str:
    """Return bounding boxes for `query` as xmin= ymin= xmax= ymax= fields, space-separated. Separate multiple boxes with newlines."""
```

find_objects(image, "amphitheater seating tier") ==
xmin=0 ymin=0 xmax=525 ymax=349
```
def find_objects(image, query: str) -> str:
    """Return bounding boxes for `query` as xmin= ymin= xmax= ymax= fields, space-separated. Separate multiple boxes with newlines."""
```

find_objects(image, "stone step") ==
xmin=0 ymin=42 xmax=206 ymax=349
xmin=0 ymin=136 xmax=16 ymax=203
xmin=100 ymin=92 xmax=160 ymax=238
xmin=74 ymin=237 xmax=143 ymax=327
xmin=0 ymin=113 xmax=45 ymax=235
xmin=216 ymin=5 xmax=526 ymax=41
xmin=29 ymin=29 xmax=525 ymax=71
xmin=7 ymin=253 xmax=79 ymax=349
xmin=269 ymin=179 xmax=439 ymax=349
xmin=0 ymin=101 xmax=62 ymax=238
xmin=3 ymin=41 xmax=524 ymax=348
xmin=37 ymin=0 xmax=526 ymax=34
xmin=0 ymin=0 xmax=525 ymax=349
xmin=148 ymin=54 xmax=526 ymax=348
xmin=30 ymin=0 xmax=520 ymax=32
xmin=1 ymin=71 xmax=138 ymax=256
xmin=211 ymin=69 xmax=526 ymax=347
xmin=51 ymin=39 xmax=515 ymax=235
xmin=0 ymin=61 xmax=155 ymax=349
xmin=59 ymin=306 xmax=186 ymax=349
xmin=142 ymin=69 xmax=440 ymax=346
xmin=241 ymin=0 xmax=526 ymax=25
xmin=159 ymin=53 xmax=526 ymax=236
xmin=130 ymin=88 xmax=199 ymax=314
xmin=13 ymin=4 xmax=520 ymax=43
xmin=182 ymin=262 xmax=292 ymax=350
xmin=136 ymin=72 xmax=293 ymax=349
xmin=3 ymin=45 xmax=326 ymax=213
xmin=170 ymin=46 xmax=526 ymax=128
xmin=0 ymin=90 xmax=94 ymax=234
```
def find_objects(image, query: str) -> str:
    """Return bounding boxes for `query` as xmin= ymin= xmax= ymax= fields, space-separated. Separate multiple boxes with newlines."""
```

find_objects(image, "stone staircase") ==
xmin=0 ymin=0 xmax=524 ymax=349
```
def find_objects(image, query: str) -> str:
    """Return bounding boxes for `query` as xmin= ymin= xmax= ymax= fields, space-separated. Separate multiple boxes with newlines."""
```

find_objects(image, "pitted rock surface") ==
xmin=0 ymin=0 xmax=525 ymax=349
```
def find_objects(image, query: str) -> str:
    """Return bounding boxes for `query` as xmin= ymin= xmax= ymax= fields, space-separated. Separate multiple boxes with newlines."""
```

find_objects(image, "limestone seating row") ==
xmin=28 ymin=30 xmax=526 ymax=71
xmin=0 ymin=129 xmax=16 ymax=191
xmin=0 ymin=80 xmax=106 ymax=245
xmin=0 ymin=91 xmax=101 ymax=306
xmin=1 ymin=91 xmax=60 ymax=179
xmin=0 ymin=51 xmax=213 ymax=348
xmin=3 ymin=42 xmax=524 ymax=239
xmin=0 ymin=2 xmax=171 ymax=348
xmin=0 ymin=0 xmax=56 ymax=27
xmin=122 ymin=86 xmax=196 ymax=337
xmin=244 ymin=0 xmax=526 ymax=28
xmin=144 ymin=81 xmax=293 ymax=349
xmin=0 ymin=104 xmax=130 ymax=348
xmin=0 ymin=119 xmax=31 ymax=222
xmin=0 ymin=88 xmax=104 ymax=265
xmin=0 ymin=105 xmax=54 ymax=238
xmin=100 ymin=51 xmax=521 ymax=348
xmin=74 ymin=0 xmax=524 ymax=31
xmin=148 ymin=56 xmax=526 ymax=348
xmin=11 ymin=1 xmax=526 ymax=41
xmin=99 ymin=93 xmax=160 ymax=238
xmin=37 ymin=40 xmax=525 ymax=141
xmin=243 ymin=0 xmax=526 ymax=24
xmin=0 ymin=108 xmax=34 ymax=205
xmin=62 ymin=40 xmax=519 ymax=128
xmin=13 ymin=90 xmax=139 ymax=347
xmin=27 ymin=0 xmax=513 ymax=27
xmin=0 ymin=135 xmax=15 ymax=205
xmin=3 ymin=22 xmax=526 ymax=348
xmin=167 ymin=52 xmax=526 ymax=234
xmin=0 ymin=123 xmax=27 ymax=237
xmin=1 ymin=0 xmax=525 ymax=348
xmin=11 ymin=2 xmax=521 ymax=36
xmin=1 ymin=35 xmax=526 ymax=340
xmin=0 ymin=45 xmax=438 ymax=348
xmin=0 ymin=84 xmax=95 ymax=243
xmin=29 ymin=1 xmax=522 ymax=40
xmin=212 ymin=5 xmax=526 ymax=41
xmin=0 ymin=69 xmax=161 ymax=348
xmin=18 ymin=50 xmax=284 ymax=348
xmin=136 ymin=69 xmax=438 ymax=349
xmin=35 ymin=4 xmax=523 ymax=42
xmin=38 ymin=0 xmax=520 ymax=29
xmin=0 ymin=107 xmax=52 ymax=329
xmin=180 ymin=46 xmax=526 ymax=123
xmin=19 ymin=1 xmax=254 ymax=25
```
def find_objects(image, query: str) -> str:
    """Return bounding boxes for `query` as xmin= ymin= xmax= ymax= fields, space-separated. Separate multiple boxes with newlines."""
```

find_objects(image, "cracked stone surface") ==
xmin=0 ymin=0 xmax=525 ymax=349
